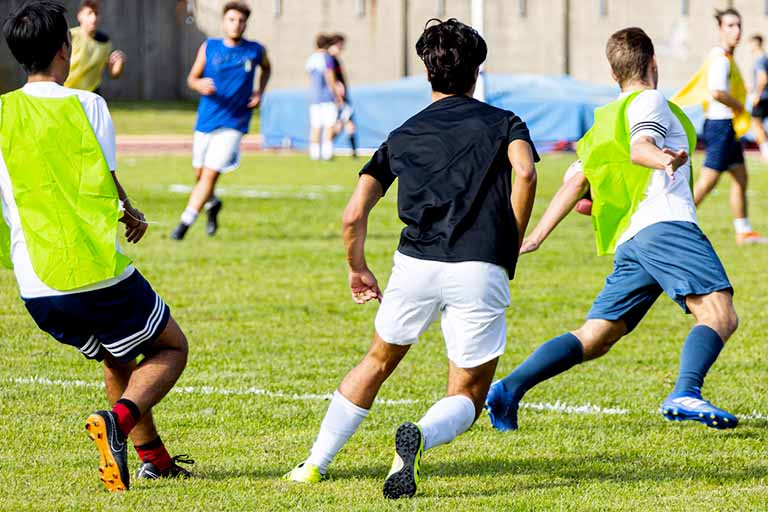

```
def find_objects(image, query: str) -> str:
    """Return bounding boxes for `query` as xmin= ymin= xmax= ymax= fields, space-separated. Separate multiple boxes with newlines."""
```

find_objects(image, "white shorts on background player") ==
xmin=0 ymin=82 xmax=134 ymax=299
xmin=309 ymin=102 xmax=338 ymax=129
xmin=192 ymin=127 xmax=243 ymax=173
xmin=614 ymin=89 xmax=697 ymax=247
xmin=375 ymin=251 xmax=510 ymax=368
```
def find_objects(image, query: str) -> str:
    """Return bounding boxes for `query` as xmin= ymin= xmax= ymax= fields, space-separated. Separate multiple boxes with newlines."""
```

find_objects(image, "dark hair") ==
xmin=751 ymin=34 xmax=763 ymax=45
xmin=606 ymin=27 xmax=655 ymax=87
xmin=223 ymin=1 xmax=250 ymax=19
xmin=78 ymin=0 xmax=100 ymax=14
xmin=329 ymin=33 xmax=346 ymax=45
xmin=316 ymin=33 xmax=330 ymax=49
xmin=3 ymin=1 xmax=69 ymax=74
xmin=416 ymin=18 xmax=487 ymax=95
xmin=715 ymin=8 xmax=741 ymax=26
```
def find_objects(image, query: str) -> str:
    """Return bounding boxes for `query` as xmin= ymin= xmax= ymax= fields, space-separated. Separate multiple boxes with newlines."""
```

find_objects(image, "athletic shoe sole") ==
xmin=85 ymin=413 xmax=129 ymax=492
xmin=661 ymin=405 xmax=738 ymax=430
xmin=383 ymin=422 xmax=422 ymax=499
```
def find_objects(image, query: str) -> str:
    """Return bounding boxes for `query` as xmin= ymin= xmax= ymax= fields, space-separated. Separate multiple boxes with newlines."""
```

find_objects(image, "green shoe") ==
xmin=283 ymin=462 xmax=328 ymax=483
xmin=383 ymin=422 xmax=423 ymax=499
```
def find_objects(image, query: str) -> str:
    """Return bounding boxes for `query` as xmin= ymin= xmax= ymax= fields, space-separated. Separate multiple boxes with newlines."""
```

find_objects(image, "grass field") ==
xmin=0 ymin=152 xmax=766 ymax=511
xmin=109 ymin=101 xmax=260 ymax=135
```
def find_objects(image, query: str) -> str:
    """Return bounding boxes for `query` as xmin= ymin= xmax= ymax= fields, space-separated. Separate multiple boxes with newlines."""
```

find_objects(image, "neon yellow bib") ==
xmin=577 ymin=91 xmax=697 ymax=256
xmin=0 ymin=90 xmax=131 ymax=289
xmin=63 ymin=27 xmax=112 ymax=92
xmin=671 ymin=49 xmax=750 ymax=138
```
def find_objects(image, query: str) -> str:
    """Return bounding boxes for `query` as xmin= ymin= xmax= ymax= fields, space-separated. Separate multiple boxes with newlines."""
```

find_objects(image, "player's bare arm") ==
xmin=508 ymin=139 xmax=537 ymax=248
xmin=342 ymin=174 xmax=384 ymax=304
xmin=187 ymin=42 xmax=216 ymax=96
xmin=520 ymin=165 xmax=589 ymax=254
xmin=630 ymin=135 xmax=688 ymax=180
xmin=325 ymin=66 xmax=343 ymax=106
xmin=107 ymin=49 xmax=125 ymax=78
xmin=248 ymin=51 xmax=271 ymax=109
xmin=711 ymin=89 xmax=744 ymax=113
xmin=111 ymin=172 xmax=148 ymax=244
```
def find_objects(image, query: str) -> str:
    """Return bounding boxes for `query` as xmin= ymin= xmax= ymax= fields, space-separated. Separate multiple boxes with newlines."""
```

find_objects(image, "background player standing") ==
xmin=306 ymin=34 xmax=343 ymax=161
xmin=171 ymin=1 xmax=271 ymax=240
xmin=748 ymin=33 xmax=768 ymax=159
xmin=328 ymin=33 xmax=358 ymax=158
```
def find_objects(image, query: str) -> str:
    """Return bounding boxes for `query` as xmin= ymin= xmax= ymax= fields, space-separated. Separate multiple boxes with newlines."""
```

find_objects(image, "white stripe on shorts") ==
xmin=103 ymin=294 xmax=166 ymax=357
xmin=79 ymin=335 xmax=100 ymax=358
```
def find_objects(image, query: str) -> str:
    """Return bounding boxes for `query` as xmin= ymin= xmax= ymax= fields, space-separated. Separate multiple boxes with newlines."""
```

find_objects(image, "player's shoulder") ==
xmin=629 ymin=89 xmax=669 ymax=115
xmin=68 ymin=87 xmax=109 ymax=112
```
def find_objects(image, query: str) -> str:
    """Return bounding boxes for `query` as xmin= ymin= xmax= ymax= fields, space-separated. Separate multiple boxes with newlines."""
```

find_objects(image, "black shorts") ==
xmin=752 ymin=98 xmax=768 ymax=120
xmin=24 ymin=270 xmax=170 ymax=362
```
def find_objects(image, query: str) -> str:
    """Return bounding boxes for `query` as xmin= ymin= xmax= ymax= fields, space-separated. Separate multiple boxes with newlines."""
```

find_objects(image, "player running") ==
xmin=2 ymin=1 xmax=191 ymax=491
xmin=673 ymin=8 xmax=766 ymax=245
xmin=487 ymin=27 xmax=740 ymax=433
xmin=171 ymin=1 xmax=271 ymax=240
xmin=748 ymin=34 xmax=768 ymax=160
xmin=285 ymin=18 xmax=538 ymax=499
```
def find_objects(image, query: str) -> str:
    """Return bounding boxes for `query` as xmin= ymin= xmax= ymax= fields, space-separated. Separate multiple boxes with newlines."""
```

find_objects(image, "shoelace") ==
xmin=172 ymin=454 xmax=195 ymax=466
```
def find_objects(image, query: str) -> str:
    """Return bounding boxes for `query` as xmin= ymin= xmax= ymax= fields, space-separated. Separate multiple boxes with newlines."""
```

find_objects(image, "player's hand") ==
xmin=520 ymin=236 xmax=541 ymax=255
xmin=108 ymin=50 xmax=125 ymax=66
xmin=733 ymin=102 xmax=745 ymax=115
xmin=662 ymin=148 xmax=688 ymax=180
xmin=247 ymin=93 xmax=261 ymax=109
xmin=196 ymin=78 xmax=217 ymax=96
xmin=121 ymin=203 xmax=148 ymax=243
xmin=349 ymin=267 xmax=382 ymax=304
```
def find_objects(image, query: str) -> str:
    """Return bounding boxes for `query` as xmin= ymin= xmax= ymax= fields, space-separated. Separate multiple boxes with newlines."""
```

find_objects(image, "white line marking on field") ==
xmin=8 ymin=377 xmax=768 ymax=422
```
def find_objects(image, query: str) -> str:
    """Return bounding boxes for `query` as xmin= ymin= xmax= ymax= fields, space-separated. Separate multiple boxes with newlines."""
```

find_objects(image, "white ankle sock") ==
xmin=734 ymin=217 xmax=752 ymax=234
xmin=309 ymin=143 xmax=321 ymax=160
xmin=418 ymin=395 xmax=476 ymax=451
xmin=320 ymin=140 xmax=333 ymax=160
xmin=180 ymin=207 xmax=199 ymax=226
xmin=306 ymin=391 xmax=369 ymax=473
xmin=760 ymin=142 xmax=768 ymax=158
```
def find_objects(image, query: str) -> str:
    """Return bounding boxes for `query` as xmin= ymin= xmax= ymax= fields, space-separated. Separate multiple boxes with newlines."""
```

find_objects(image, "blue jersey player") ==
xmin=171 ymin=1 xmax=271 ymax=240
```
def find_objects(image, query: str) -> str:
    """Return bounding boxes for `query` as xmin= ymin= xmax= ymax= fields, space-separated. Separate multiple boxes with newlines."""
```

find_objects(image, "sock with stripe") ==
xmin=135 ymin=436 xmax=173 ymax=472
xmin=112 ymin=398 xmax=141 ymax=437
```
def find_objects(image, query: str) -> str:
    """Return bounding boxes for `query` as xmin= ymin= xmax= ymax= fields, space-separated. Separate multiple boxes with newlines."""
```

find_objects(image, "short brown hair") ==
xmin=329 ymin=33 xmax=346 ymax=45
xmin=605 ymin=27 xmax=655 ymax=87
xmin=715 ymin=8 xmax=741 ymax=27
xmin=223 ymin=1 xmax=250 ymax=19
xmin=316 ymin=33 xmax=330 ymax=49
xmin=78 ymin=0 xmax=100 ymax=14
xmin=751 ymin=34 xmax=764 ymax=46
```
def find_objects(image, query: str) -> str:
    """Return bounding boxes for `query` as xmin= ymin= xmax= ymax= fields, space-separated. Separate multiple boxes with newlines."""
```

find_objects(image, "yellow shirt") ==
xmin=64 ymin=27 xmax=112 ymax=92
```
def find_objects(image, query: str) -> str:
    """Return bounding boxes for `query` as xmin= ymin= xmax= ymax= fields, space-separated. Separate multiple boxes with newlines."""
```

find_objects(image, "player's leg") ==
xmin=309 ymin=104 xmax=322 ymax=160
xmin=285 ymin=333 xmax=411 ymax=482
xmin=382 ymin=357 xmax=497 ymax=500
xmin=693 ymin=167 xmax=722 ymax=206
xmin=320 ymin=103 xmax=336 ymax=160
xmin=346 ymin=118 xmax=357 ymax=158
xmin=728 ymin=163 xmax=767 ymax=243
xmin=694 ymin=119 xmax=728 ymax=206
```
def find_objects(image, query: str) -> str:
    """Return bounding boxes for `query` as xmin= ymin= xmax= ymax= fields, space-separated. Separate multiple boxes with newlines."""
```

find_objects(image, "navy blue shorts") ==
xmin=587 ymin=222 xmax=732 ymax=333
xmin=702 ymin=119 xmax=744 ymax=172
xmin=24 ymin=270 xmax=170 ymax=362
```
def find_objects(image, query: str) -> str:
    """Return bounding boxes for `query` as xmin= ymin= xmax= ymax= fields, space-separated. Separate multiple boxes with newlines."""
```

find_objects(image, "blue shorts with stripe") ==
xmin=23 ymin=270 xmax=170 ymax=362
xmin=587 ymin=222 xmax=733 ymax=333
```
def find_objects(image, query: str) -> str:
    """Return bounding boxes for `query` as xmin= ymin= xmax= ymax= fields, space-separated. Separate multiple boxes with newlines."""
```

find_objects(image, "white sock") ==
xmin=418 ymin=395 xmax=475 ymax=451
xmin=180 ymin=207 xmax=199 ymax=226
xmin=320 ymin=140 xmax=333 ymax=160
xmin=309 ymin=143 xmax=320 ymax=160
xmin=306 ymin=391 xmax=369 ymax=473
xmin=760 ymin=142 xmax=768 ymax=158
xmin=734 ymin=217 xmax=752 ymax=234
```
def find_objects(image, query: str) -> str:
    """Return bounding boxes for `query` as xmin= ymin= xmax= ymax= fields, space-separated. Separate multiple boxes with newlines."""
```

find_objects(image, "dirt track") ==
xmin=116 ymin=134 xmax=263 ymax=154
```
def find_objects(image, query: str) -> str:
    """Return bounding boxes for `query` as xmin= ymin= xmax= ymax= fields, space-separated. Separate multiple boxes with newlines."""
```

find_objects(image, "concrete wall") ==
xmin=4 ymin=0 xmax=768 ymax=99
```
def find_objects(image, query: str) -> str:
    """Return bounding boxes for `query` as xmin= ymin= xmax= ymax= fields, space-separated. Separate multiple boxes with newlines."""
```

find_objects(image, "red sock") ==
xmin=111 ymin=399 xmax=140 ymax=437
xmin=135 ymin=436 xmax=172 ymax=472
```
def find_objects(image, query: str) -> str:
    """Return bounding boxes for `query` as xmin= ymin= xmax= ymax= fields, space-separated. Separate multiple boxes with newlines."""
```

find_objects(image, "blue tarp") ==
xmin=259 ymin=74 xmax=748 ymax=151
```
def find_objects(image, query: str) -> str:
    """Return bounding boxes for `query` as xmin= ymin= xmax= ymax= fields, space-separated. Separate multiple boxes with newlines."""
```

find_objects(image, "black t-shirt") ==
xmin=360 ymin=95 xmax=539 ymax=278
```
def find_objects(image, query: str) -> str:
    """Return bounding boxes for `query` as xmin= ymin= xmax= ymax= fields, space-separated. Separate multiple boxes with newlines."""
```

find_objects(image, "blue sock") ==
xmin=499 ymin=332 xmax=584 ymax=401
xmin=672 ymin=325 xmax=724 ymax=397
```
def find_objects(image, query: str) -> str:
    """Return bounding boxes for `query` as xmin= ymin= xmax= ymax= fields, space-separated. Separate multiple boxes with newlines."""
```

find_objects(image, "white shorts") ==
xmin=192 ymin=128 xmax=243 ymax=173
xmin=309 ymin=102 xmax=338 ymax=129
xmin=375 ymin=251 xmax=510 ymax=368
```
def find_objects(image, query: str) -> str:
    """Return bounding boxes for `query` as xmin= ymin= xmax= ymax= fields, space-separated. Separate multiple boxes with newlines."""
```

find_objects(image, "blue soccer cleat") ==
xmin=485 ymin=381 xmax=520 ymax=432
xmin=661 ymin=393 xmax=738 ymax=430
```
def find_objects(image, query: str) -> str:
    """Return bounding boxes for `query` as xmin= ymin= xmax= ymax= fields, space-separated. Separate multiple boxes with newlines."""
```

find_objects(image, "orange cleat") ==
xmin=736 ymin=231 xmax=768 ymax=245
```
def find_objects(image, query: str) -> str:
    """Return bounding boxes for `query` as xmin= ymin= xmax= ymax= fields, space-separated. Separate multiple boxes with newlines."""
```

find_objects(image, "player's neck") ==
xmin=431 ymin=91 xmax=472 ymax=103
xmin=620 ymin=81 xmax=653 ymax=94
xmin=27 ymin=72 xmax=65 ymax=86
xmin=223 ymin=37 xmax=243 ymax=47
xmin=81 ymin=25 xmax=97 ymax=38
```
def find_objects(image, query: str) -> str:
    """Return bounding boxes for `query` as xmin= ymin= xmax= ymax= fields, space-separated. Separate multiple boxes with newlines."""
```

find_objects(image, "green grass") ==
xmin=108 ymin=101 xmax=260 ymax=135
xmin=0 ymin=153 xmax=766 ymax=510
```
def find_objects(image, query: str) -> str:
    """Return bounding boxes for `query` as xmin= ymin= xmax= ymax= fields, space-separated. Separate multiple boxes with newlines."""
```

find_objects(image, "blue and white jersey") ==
xmin=195 ymin=38 xmax=265 ymax=134
xmin=305 ymin=50 xmax=335 ymax=104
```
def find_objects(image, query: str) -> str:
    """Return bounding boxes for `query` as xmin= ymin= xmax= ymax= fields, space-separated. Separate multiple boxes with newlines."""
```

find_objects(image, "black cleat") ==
xmin=170 ymin=222 xmax=189 ymax=240
xmin=137 ymin=454 xmax=194 ymax=479
xmin=383 ymin=422 xmax=423 ymax=499
xmin=85 ymin=411 xmax=130 ymax=492
xmin=205 ymin=198 xmax=222 ymax=236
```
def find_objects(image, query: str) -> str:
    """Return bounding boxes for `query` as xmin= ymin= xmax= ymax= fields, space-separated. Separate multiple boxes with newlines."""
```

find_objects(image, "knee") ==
xmin=573 ymin=321 xmax=625 ymax=360
xmin=719 ymin=309 xmax=739 ymax=341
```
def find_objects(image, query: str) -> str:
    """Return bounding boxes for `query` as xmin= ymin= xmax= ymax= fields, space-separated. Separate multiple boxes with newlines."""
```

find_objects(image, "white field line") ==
xmin=8 ymin=376 xmax=768 ymax=421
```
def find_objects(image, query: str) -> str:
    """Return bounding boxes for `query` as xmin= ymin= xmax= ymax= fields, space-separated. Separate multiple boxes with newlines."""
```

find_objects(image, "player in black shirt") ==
xmin=285 ymin=18 xmax=538 ymax=499
xmin=328 ymin=33 xmax=357 ymax=157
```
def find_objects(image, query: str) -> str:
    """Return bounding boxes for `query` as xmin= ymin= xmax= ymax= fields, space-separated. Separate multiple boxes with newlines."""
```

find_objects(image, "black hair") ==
xmin=415 ymin=18 xmax=487 ymax=95
xmin=3 ymin=1 xmax=69 ymax=74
